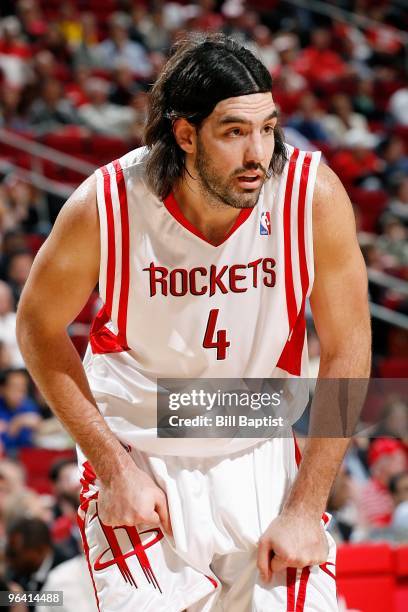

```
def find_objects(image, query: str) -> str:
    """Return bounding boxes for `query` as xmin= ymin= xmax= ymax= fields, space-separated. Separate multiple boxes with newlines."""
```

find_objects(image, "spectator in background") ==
xmin=0 ymin=575 xmax=28 ymax=612
xmin=373 ymin=400 xmax=408 ymax=439
xmin=327 ymin=466 xmax=359 ymax=543
xmin=353 ymin=78 xmax=379 ymax=121
xmin=0 ymin=230 xmax=28 ymax=281
xmin=387 ymin=176 xmax=408 ymax=224
xmin=5 ymin=250 xmax=33 ymax=306
xmin=330 ymin=128 xmax=381 ymax=188
xmin=128 ymin=4 xmax=149 ymax=48
xmin=78 ymin=77 xmax=135 ymax=139
xmin=16 ymin=0 xmax=47 ymax=43
xmin=58 ymin=1 xmax=82 ymax=51
xmin=134 ymin=5 xmax=172 ymax=53
xmin=322 ymin=93 xmax=369 ymax=146
xmin=0 ymin=16 xmax=31 ymax=88
xmin=64 ymin=65 xmax=90 ymax=109
xmin=48 ymin=458 xmax=80 ymax=521
xmin=36 ymin=554 xmax=95 ymax=612
xmin=29 ymin=79 xmax=79 ymax=136
xmin=96 ymin=12 xmax=152 ymax=78
xmin=247 ymin=25 xmax=278 ymax=74
xmin=356 ymin=438 xmax=407 ymax=532
xmin=38 ymin=23 xmax=71 ymax=68
xmin=286 ymin=91 xmax=330 ymax=143
xmin=29 ymin=50 xmax=59 ymax=104
xmin=273 ymin=33 xmax=306 ymax=95
xmin=0 ymin=281 xmax=24 ymax=368
xmin=389 ymin=471 xmax=408 ymax=542
xmin=109 ymin=65 xmax=141 ymax=107
xmin=194 ymin=0 xmax=224 ymax=32
xmin=293 ymin=27 xmax=348 ymax=85
xmin=5 ymin=518 xmax=71 ymax=595
xmin=2 ymin=175 xmax=39 ymax=234
xmin=71 ymin=12 xmax=100 ymax=70
xmin=50 ymin=491 xmax=81 ymax=560
xmin=389 ymin=87 xmax=408 ymax=126
xmin=0 ymin=85 xmax=28 ymax=132
xmin=379 ymin=135 xmax=408 ymax=188
xmin=377 ymin=216 xmax=408 ymax=267
xmin=0 ymin=369 xmax=41 ymax=456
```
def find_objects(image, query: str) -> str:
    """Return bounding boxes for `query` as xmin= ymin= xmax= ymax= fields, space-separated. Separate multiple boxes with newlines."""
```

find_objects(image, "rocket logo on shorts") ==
xmin=260 ymin=211 xmax=271 ymax=235
xmin=94 ymin=521 xmax=163 ymax=592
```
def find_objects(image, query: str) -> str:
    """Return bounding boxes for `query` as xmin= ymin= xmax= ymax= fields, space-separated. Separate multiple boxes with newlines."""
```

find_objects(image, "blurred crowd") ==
xmin=0 ymin=0 xmax=405 ymax=608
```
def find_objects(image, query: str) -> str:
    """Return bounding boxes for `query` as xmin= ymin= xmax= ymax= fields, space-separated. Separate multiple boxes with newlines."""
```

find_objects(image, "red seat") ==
xmin=18 ymin=448 xmax=76 ymax=494
xmin=337 ymin=544 xmax=395 ymax=612
xmin=378 ymin=358 xmax=408 ymax=378
xmin=90 ymin=135 xmax=129 ymax=166
xmin=347 ymin=188 xmax=388 ymax=232
xmin=42 ymin=132 xmax=90 ymax=156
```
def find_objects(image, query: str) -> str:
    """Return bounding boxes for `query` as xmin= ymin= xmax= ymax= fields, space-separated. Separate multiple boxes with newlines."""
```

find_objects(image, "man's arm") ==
xmin=258 ymin=163 xmax=371 ymax=580
xmin=16 ymin=176 xmax=172 ymax=533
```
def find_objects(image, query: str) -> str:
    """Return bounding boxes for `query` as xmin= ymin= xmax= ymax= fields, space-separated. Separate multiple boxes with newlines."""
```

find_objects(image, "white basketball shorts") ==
xmin=77 ymin=437 xmax=338 ymax=611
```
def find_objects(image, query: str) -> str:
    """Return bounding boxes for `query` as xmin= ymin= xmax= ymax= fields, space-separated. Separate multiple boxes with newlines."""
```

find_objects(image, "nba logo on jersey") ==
xmin=260 ymin=211 xmax=271 ymax=235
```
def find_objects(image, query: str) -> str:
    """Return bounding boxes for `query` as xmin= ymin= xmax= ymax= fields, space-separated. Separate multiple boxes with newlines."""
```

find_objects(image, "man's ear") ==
xmin=173 ymin=118 xmax=196 ymax=154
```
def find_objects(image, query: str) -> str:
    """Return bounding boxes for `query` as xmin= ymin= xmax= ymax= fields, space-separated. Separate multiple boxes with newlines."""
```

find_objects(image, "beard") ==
xmin=194 ymin=135 xmax=269 ymax=209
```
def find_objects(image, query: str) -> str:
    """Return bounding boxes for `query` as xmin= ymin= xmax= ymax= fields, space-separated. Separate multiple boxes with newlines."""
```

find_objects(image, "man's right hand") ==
xmin=97 ymin=463 xmax=173 ymax=537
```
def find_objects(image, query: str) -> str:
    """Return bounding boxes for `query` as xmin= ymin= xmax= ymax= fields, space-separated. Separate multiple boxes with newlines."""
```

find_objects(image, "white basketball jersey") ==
xmin=83 ymin=144 xmax=321 ymax=456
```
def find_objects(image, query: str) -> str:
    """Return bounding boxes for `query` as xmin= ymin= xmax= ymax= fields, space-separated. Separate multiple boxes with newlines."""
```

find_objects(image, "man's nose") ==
xmin=244 ymin=134 xmax=265 ymax=166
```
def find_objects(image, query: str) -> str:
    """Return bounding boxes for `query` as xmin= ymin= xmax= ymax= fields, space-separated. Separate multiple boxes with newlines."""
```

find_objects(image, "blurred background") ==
xmin=0 ymin=0 xmax=406 ymax=611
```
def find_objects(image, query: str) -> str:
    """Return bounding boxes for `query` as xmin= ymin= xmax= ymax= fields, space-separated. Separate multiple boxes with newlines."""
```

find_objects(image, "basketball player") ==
xmin=16 ymin=35 xmax=371 ymax=611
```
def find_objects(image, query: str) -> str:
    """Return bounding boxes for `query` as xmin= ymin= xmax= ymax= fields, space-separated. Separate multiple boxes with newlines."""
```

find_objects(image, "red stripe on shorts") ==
xmin=296 ymin=566 xmax=311 ymax=612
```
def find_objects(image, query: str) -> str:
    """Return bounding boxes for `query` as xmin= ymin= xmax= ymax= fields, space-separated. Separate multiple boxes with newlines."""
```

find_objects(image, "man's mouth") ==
xmin=236 ymin=174 xmax=263 ymax=188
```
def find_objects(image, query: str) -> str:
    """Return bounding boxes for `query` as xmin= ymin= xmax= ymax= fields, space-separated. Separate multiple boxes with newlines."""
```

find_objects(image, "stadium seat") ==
xmin=18 ymin=448 xmax=76 ymax=495
xmin=348 ymin=188 xmax=388 ymax=232
xmin=377 ymin=357 xmax=408 ymax=378
xmin=395 ymin=547 xmax=408 ymax=612
xmin=42 ymin=132 xmax=91 ymax=156
xmin=337 ymin=543 xmax=395 ymax=612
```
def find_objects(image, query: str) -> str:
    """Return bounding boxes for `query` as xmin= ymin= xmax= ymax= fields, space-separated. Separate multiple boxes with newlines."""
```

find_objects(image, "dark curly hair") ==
xmin=144 ymin=33 xmax=287 ymax=198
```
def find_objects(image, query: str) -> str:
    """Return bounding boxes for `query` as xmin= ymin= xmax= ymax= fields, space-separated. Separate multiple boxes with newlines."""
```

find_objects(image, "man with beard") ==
xmin=16 ymin=35 xmax=370 ymax=611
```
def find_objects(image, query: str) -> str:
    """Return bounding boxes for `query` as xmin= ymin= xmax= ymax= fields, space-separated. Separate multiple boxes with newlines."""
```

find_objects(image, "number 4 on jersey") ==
xmin=203 ymin=309 xmax=230 ymax=360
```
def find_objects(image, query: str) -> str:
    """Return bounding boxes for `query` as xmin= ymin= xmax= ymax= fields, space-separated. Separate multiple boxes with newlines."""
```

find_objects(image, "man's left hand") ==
xmin=257 ymin=511 xmax=329 ymax=583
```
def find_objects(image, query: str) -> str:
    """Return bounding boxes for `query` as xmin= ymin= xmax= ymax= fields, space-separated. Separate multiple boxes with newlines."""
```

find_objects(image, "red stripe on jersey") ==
xmin=298 ymin=153 xmax=312 ymax=299
xmin=286 ymin=567 xmax=297 ymax=611
xmin=90 ymin=305 xmax=129 ymax=354
xmin=101 ymin=165 xmax=115 ymax=318
xmin=296 ymin=566 xmax=311 ymax=611
xmin=294 ymin=434 xmax=302 ymax=467
xmin=283 ymin=148 xmax=299 ymax=331
xmin=277 ymin=149 xmax=302 ymax=375
xmin=277 ymin=153 xmax=312 ymax=374
xmin=163 ymin=192 xmax=254 ymax=247
xmin=113 ymin=159 xmax=130 ymax=349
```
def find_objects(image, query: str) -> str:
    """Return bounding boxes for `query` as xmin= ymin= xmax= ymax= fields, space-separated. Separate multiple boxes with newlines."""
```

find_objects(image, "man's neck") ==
xmin=172 ymin=175 xmax=241 ymax=245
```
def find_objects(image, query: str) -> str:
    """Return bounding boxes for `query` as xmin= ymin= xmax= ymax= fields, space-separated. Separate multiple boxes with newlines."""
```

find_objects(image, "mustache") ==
xmin=231 ymin=163 xmax=271 ymax=179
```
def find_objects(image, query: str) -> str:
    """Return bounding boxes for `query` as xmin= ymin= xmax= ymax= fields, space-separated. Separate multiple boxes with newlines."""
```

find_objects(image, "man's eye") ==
xmin=263 ymin=125 xmax=275 ymax=134
xmin=227 ymin=128 xmax=242 ymax=137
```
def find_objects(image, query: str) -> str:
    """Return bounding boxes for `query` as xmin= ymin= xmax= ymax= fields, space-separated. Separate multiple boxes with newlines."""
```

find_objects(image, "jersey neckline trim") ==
xmin=163 ymin=192 xmax=254 ymax=247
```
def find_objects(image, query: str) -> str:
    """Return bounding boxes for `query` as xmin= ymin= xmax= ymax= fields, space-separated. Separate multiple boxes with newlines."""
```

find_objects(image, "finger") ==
xmin=257 ymin=539 xmax=273 ymax=583
xmin=140 ymin=510 xmax=161 ymax=527
xmin=271 ymin=555 xmax=289 ymax=573
xmin=155 ymin=497 xmax=173 ymax=537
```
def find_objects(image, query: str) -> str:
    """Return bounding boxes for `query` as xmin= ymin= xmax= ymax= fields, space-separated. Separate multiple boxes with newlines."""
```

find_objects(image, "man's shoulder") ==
xmin=106 ymin=145 xmax=149 ymax=178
